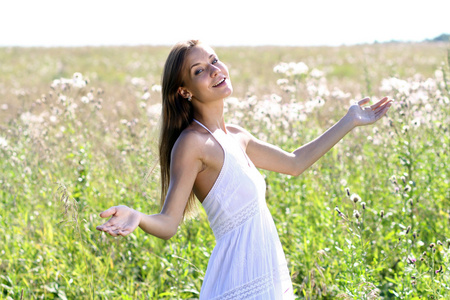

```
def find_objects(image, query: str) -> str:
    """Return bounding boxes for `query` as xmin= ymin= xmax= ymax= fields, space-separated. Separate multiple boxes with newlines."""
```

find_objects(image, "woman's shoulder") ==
xmin=226 ymin=123 xmax=253 ymax=139
xmin=226 ymin=123 xmax=247 ymax=134
xmin=172 ymin=123 xmax=212 ymax=156
xmin=176 ymin=126 xmax=207 ymax=147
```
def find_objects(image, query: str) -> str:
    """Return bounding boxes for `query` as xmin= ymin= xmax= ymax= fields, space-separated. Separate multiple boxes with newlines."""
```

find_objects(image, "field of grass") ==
xmin=0 ymin=42 xmax=449 ymax=299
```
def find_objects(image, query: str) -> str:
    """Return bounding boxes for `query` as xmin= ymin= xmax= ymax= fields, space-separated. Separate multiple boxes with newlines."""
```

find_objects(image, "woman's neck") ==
xmin=192 ymin=99 xmax=226 ymax=132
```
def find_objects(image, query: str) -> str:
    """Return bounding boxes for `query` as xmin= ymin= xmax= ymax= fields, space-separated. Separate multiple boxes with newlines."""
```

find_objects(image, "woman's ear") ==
xmin=177 ymin=87 xmax=191 ymax=100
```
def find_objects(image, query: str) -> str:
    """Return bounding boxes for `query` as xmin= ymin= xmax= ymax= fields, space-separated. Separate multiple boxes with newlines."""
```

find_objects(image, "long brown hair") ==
xmin=159 ymin=40 xmax=200 ymax=218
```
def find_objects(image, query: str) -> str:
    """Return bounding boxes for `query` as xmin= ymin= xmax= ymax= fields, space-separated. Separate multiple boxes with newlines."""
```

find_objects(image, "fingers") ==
xmin=96 ymin=222 xmax=115 ymax=232
xmin=375 ymin=102 xmax=392 ymax=118
xmin=358 ymin=96 xmax=393 ymax=110
xmin=358 ymin=97 xmax=370 ymax=106
xmin=96 ymin=221 xmax=130 ymax=237
xmin=98 ymin=227 xmax=129 ymax=237
xmin=370 ymin=96 xmax=391 ymax=110
xmin=99 ymin=206 xmax=117 ymax=218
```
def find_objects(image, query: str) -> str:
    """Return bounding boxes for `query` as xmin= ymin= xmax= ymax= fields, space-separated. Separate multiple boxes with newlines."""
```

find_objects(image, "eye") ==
xmin=194 ymin=68 xmax=203 ymax=75
xmin=212 ymin=57 xmax=218 ymax=64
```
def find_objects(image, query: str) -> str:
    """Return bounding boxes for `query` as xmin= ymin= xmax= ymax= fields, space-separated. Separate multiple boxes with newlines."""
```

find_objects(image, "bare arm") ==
xmin=246 ymin=97 xmax=392 ymax=176
xmin=96 ymin=131 xmax=203 ymax=239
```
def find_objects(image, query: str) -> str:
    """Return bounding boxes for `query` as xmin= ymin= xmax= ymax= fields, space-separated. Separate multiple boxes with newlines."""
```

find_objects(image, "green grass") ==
xmin=0 ymin=42 xmax=449 ymax=299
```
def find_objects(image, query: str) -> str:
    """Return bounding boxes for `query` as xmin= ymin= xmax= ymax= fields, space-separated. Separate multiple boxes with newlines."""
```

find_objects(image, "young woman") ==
xmin=96 ymin=40 xmax=392 ymax=299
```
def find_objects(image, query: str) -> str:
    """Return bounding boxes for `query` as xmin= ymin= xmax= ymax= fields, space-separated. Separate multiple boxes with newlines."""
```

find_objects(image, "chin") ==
xmin=225 ymin=88 xmax=233 ymax=98
xmin=224 ymin=83 xmax=233 ymax=97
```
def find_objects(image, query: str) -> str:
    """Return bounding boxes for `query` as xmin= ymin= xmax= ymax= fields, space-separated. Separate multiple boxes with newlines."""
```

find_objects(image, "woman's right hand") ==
xmin=96 ymin=205 xmax=142 ymax=237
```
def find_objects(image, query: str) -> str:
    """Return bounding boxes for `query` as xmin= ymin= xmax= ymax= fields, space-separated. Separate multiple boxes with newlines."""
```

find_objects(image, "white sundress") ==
xmin=194 ymin=119 xmax=295 ymax=300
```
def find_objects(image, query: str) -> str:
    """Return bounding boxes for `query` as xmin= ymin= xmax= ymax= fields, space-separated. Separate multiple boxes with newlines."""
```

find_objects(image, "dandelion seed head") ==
xmin=411 ymin=118 xmax=421 ymax=128
xmin=350 ymin=193 xmax=361 ymax=203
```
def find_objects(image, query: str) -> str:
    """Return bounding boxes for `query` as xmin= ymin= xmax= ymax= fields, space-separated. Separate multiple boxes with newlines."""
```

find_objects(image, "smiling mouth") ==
xmin=212 ymin=78 xmax=226 ymax=87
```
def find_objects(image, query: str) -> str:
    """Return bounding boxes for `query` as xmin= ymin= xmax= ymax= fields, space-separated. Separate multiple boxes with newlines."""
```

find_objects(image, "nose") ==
xmin=210 ymin=64 xmax=220 ymax=77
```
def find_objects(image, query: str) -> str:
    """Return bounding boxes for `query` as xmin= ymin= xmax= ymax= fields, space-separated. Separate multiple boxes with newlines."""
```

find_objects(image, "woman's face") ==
xmin=181 ymin=44 xmax=233 ymax=103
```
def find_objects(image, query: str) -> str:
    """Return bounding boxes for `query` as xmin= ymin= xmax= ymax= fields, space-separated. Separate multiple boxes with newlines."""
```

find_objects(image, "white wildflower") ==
xmin=131 ymin=77 xmax=146 ymax=86
xmin=411 ymin=118 xmax=421 ymax=128
xmin=225 ymin=97 xmax=240 ymax=107
xmin=20 ymin=112 xmax=44 ymax=124
xmin=276 ymin=79 xmax=289 ymax=86
xmin=141 ymin=92 xmax=151 ymax=101
xmin=1 ymin=104 xmax=8 ymax=110
xmin=58 ymin=95 xmax=67 ymax=103
xmin=282 ymin=85 xmax=296 ymax=93
xmin=310 ymin=68 xmax=324 ymax=78
xmin=72 ymin=72 xmax=87 ymax=88
xmin=270 ymin=94 xmax=282 ymax=103
xmin=147 ymin=103 xmax=162 ymax=119
xmin=331 ymin=88 xmax=351 ymax=100
xmin=49 ymin=115 xmax=57 ymax=123
xmin=81 ymin=96 xmax=90 ymax=104
xmin=273 ymin=62 xmax=308 ymax=76
xmin=273 ymin=62 xmax=289 ymax=74
xmin=87 ymin=92 xmax=94 ymax=100
xmin=0 ymin=137 xmax=8 ymax=149
xmin=290 ymin=62 xmax=309 ymax=75
xmin=423 ymin=78 xmax=436 ymax=91
xmin=380 ymin=77 xmax=410 ymax=95
xmin=151 ymin=84 xmax=162 ymax=92
xmin=434 ymin=69 xmax=444 ymax=81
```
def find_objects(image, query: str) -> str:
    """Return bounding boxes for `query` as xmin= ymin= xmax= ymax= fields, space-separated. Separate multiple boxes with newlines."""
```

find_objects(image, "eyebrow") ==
xmin=190 ymin=54 xmax=215 ymax=70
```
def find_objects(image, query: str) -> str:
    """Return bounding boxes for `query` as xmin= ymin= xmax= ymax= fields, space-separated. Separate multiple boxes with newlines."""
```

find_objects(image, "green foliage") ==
xmin=0 ymin=43 xmax=449 ymax=299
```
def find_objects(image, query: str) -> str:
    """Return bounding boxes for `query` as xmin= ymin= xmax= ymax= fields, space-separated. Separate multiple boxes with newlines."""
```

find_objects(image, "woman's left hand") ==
xmin=347 ymin=96 xmax=393 ymax=127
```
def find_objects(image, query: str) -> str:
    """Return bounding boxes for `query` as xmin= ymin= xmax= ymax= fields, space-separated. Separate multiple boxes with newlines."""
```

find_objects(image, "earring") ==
xmin=187 ymin=95 xmax=192 ymax=102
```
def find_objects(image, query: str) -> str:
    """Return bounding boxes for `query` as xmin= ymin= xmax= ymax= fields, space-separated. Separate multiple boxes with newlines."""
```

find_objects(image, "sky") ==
xmin=0 ymin=0 xmax=448 ymax=47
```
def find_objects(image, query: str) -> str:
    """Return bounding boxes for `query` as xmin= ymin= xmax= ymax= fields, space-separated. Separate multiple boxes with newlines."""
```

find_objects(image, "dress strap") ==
xmin=193 ymin=119 xmax=213 ymax=134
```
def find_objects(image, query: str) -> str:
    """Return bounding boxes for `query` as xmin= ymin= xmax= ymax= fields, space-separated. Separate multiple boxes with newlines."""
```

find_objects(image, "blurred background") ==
xmin=1 ymin=0 xmax=448 ymax=47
